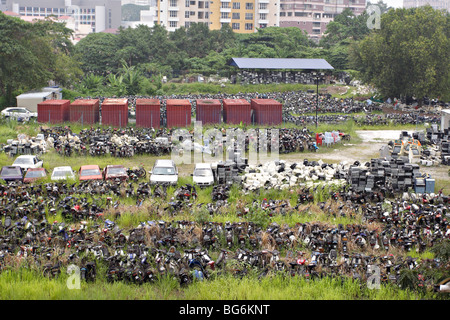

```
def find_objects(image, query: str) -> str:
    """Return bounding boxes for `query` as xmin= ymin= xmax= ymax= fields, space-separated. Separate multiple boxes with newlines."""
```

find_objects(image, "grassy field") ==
xmin=0 ymin=119 xmax=448 ymax=301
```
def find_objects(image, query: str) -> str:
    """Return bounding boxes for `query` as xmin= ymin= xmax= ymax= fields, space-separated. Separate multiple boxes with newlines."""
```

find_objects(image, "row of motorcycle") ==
xmin=0 ymin=174 xmax=448 ymax=290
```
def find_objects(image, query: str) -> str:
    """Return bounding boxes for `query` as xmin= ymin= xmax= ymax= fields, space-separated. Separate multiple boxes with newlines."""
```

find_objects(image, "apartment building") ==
xmin=403 ymin=0 xmax=449 ymax=11
xmin=279 ymin=0 xmax=366 ymax=41
xmin=2 ymin=0 xmax=122 ymax=32
xmin=157 ymin=0 xmax=279 ymax=33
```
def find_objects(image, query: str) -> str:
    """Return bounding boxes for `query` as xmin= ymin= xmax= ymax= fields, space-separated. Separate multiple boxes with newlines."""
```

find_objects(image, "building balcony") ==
xmin=220 ymin=8 xmax=231 ymax=13
xmin=220 ymin=18 xmax=231 ymax=23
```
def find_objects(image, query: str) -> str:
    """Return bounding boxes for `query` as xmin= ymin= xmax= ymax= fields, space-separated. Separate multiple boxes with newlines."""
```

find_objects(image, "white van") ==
xmin=150 ymin=159 xmax=178 ymax=186
xmin=192 ymin=163 xmax=215 ymax=187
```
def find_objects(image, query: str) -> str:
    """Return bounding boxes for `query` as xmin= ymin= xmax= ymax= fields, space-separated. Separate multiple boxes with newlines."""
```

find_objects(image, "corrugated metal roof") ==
xmin=229 ymin=58 xmax=334 ymax=70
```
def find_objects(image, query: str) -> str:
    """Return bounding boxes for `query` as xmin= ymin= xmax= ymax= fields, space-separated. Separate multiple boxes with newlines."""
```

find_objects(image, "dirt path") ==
xmin=279 ymin=130 xmax=449 ymax=192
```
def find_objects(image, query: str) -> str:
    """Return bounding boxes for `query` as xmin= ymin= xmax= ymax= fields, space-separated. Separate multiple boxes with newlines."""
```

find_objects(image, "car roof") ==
xmin=26 ymin=168 xmax=45 ymax=171
xmin=80 ymin=165 xmax=100 ymax=169
xmin=195 ymin=163 xmax=212 ymax=169
xmin=154 ymin=159 xmax=175 ymax=166
xmin=53 ymin=166 xmax=73 ymax=171
xmin=2 ymin=166 xmax=22 ymax=170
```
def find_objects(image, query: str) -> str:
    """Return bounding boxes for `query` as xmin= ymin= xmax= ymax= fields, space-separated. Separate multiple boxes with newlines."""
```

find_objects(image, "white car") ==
xmin=51 ymin=166 xmax=76 ymax=181
xmin=192 ymin=163 xmax=215 ymax=187
xmin=150 ymin=159 xmax=178 ymax=186
xmin=12 ymin=155 xmax=43 ymax=170
xmin=1 ymin=107 xmax=37 ymax=121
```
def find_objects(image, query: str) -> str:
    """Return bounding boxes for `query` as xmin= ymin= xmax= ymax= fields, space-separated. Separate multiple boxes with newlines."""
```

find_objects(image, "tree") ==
xmin=0 ymin=13 xmax=79 ymax=106
xmin=320 ymin=8 xmax=371 ymax=49
xmin=351 ymin=6 xmax=450 ymax=101
xmin=75 ymin=32 xmax=120 ymax=75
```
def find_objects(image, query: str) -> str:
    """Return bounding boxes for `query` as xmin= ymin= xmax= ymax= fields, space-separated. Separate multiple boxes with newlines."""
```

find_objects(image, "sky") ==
xmin=383 ymin=0 xmax=404 ymax=8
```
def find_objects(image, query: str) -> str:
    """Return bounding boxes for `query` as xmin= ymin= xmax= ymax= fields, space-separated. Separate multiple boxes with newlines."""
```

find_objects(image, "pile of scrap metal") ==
xmin=2 ymin=134 xmax=47 ymax=157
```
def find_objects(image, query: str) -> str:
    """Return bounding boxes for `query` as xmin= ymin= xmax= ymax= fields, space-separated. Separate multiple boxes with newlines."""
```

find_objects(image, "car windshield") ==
xmin=153 ymin=167 xmax=176 ymax=175
xmin=14 ymin=158 xmax=33 ymax=164
xmin=80 ymin=169 xmax=101 ymax=176
xmin=2 ymin=168 xmax=21 ymax=176
xmin=194 ymin=168 xmax=213 ymax=177
xmin=107 ymin=167 xmax=126 ymax=175
xmin=25 ymin=170 xmax=46 ymax=178
xmin=53 ymin=170 xmax=73 ymax=177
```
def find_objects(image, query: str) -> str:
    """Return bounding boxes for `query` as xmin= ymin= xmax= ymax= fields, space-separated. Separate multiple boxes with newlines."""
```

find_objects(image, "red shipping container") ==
xmin=69 ymin=99 xmax=100 ymax=124
xmin=251 ymin=99 xmax=282 ymax=125
xmin=101 ymin=98 xmax=128 ymax=127
xmin=37 ymin=99 xmax=70 ymax=124
xmin=136 ymin=98 xmax=160 ymax=128
xmin=166 ymin=99 xmax=191 ymax=128
xmin=196 ymin=99 xmax=221 ymax=125
xmin=223 ymin=99 xmax=251 ymax=125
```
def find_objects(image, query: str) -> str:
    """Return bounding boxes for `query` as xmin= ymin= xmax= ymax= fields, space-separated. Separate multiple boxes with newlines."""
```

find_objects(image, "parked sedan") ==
xmin=12 ymin=155 xmax=43 ymax=170
xmin=1 ymin=107 xmax=37 ymax=121
xmin=79 ymin=165 xmax=102 ymax=181
xmin=0 ymin=166 xmax=23 ymax=183
xmin=23 ymin=168 xmax=47 ymax=183
xmin=51 ymin=166 xmax=76 ymax=181
xmin=103 ymin=165 xmax=128 ymax=181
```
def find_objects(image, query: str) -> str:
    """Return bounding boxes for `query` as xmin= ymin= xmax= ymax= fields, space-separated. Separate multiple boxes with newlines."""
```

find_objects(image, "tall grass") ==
xmin=0 ymin=267 xmax=435 ymax=300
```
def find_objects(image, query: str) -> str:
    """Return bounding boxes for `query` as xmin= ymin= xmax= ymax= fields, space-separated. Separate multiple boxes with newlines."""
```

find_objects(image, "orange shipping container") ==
xmin=101 ymin=98 xmax=128 ymax=127
xmin=37 ymin=99 xmax=70 ymax=124
xmin=196 ymin=99 xmax=221 ymax=125
xmin=166 ymin=99 xmax=191 ymax=128
xmin=136 ymin=98 xmax=161 ymax=128
xmin=223 ymin=99 xmax=251 ymax=125
xmin=250 ymin=99 xmax=282 ymax=125
xmin=69 ymin=99 xmax=100 ymax=124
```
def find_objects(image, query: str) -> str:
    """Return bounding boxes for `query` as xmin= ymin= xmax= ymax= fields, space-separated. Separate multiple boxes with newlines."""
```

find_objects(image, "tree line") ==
xmin=0 ymin=3 xmax=449 ymax=107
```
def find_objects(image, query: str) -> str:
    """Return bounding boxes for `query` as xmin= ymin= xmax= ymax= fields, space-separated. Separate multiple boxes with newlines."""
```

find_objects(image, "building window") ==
xmin=198 ymin=11 xmax=204 ymax=19
xmin=169 ymin=10 xmax=178 ymax=17
xmin=232 ymin=22 xmax=240 ymax=30
xmin=245 ymin=13 xmax=253 ymax=20
xmin=190 ymin=11 xmax=195 ymax=15
xmin=232 ymin=12 xmax=240 ymax=19
xmin=205 ymin=1 xmax=209 ymax=8
xmin=185 ymin=11 xmax=190 ymax=18
xmin=185 ymin=21 xmax=191 ymax=28
xmin=205 ymin=11 xmax=209 ymax=18
xmin=259 ymin=13 xmax=266 ymax=20
xmin=169 ymin=21 xmax=178 ymax=28
xmin=232 ymin=2 xmax=240 ymax=9
xmin=198 ymin=1 xmax=204 ymax=8
xmin=185 ymin=0 xmax=190 ymax=6
xmin=279 ymin=12 xmax=285 ymax=16
xmin=221 ymin=2 xmax=230 ymax=8
xmin=221 ymin=12 xmax=230 ymax=19
xmin=245 ymin=3 xmax=253 ymax=10
xmin=190 ymin=0 xmax=196 ymax=5
xmin=245 ymin=23 xmax=253 ymax=30
xmin=259 ymin=3 xmax=267 ymax=10
xmin=170 ymin=0 xmax=177 ymax=7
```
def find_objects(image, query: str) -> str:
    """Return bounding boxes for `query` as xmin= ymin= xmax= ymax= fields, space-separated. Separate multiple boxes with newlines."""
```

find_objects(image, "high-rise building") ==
xmin=1 ymin=0 xmax=122 ymax=33
xmin=403 ymin=0 xmax=449 ymax=11
xmin=157 ymin=0 xmax=279 ymax=33
xmin=279 ymin=0 xmax=366 ymax=41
